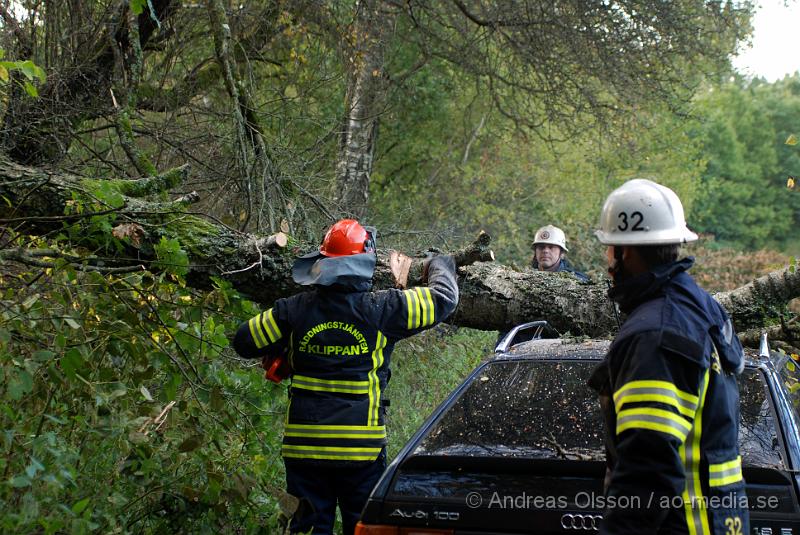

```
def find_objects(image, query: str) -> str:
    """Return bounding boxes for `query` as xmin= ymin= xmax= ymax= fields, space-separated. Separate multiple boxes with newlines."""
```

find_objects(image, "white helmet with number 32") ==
xmin=595 ymin=179 xmax=698 ymax=246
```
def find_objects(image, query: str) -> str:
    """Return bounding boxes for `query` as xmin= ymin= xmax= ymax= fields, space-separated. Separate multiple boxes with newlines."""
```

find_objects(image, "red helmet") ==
xmin=320 ymin=219 xmax=371 ymax=257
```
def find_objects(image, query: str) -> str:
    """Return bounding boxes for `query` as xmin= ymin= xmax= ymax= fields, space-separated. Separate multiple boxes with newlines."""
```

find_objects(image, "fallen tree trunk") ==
xmin=2 ymin=156 xmax=798 ymax=344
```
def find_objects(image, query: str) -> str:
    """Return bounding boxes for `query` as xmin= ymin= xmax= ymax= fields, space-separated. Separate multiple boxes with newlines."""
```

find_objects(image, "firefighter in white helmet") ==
xmin=531 ymin=224 xmax=588 ymax=281
xmin=588 ymin=179 xmax=748 ymax=535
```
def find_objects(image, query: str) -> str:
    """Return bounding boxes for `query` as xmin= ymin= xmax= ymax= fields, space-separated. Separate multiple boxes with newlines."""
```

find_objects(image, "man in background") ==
xmin=531 ymin=224 xmax=589 ymax=281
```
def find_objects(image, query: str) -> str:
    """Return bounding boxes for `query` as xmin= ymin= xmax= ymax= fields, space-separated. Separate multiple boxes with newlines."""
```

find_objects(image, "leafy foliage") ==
xmin=0 ymin=49 xmax=46 ymax=99
xmin=0 ymin=235 xmax=290 ymax=533
xmin=692 ymin=75 xmax=800 ymax=250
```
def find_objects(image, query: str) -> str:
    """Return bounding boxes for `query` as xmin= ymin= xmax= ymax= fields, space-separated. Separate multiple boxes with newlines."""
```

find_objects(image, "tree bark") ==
xmin=333 ymin=0 xmax=394 ymax=219
xmin=2 ymin=156 xmax=798 ymax=345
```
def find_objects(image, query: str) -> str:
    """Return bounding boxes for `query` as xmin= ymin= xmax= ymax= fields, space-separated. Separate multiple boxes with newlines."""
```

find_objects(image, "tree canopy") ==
xmin=6 ymin=1 xmax=800 ymax=533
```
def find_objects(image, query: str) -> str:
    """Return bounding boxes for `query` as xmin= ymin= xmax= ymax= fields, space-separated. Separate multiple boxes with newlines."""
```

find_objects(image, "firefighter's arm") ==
xmin=601 ymin=333 xmax=705 ymax=535
xmin=404 ymin=255 xmax=459 ymax=333
xmin=232 ymin=302 xmax=288 ymax=359
xmin=381 ymin=255 xmax=459 ymax=339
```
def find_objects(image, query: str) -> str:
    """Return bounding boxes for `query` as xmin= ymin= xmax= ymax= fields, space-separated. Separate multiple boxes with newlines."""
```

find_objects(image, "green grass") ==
xmin=385 ymin=326 xmax=496 ymax=460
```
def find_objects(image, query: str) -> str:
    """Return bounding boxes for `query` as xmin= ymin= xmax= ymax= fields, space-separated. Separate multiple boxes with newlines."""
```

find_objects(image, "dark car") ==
xmin=356 ymin=323 xmax=800 ymax=535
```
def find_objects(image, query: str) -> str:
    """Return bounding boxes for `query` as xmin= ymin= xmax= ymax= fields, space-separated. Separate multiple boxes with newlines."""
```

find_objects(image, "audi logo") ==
xmin=560 ymin=513 xmax=602 ymax=531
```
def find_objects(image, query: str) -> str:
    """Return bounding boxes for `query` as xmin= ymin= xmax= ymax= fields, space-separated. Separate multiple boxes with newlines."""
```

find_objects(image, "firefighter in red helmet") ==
xmin=233 ymin=219 xmax=459 ymax=534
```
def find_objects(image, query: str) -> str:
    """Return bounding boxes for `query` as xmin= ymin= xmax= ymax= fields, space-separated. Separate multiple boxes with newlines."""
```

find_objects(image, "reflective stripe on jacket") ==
xmin=234 ymin=255 xmax=459 ymax=463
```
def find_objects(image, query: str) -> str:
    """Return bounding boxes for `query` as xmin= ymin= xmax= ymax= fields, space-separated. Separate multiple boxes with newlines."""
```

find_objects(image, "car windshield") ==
xmin=411 ymin=359 xmax=786 ymax=469
xmin=413 ymin=360 xmax=605 ymax=461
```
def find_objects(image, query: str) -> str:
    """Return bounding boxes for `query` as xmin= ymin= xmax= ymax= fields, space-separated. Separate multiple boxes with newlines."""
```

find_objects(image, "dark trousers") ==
xmin=285 ymin=450 xmax=386 ymax=535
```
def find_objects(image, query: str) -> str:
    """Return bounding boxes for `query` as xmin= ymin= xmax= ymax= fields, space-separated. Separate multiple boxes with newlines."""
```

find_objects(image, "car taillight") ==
xmin=354 ymin=524 xmax=397 ymax=535
xmin=354 ymin=523 xmax=454 ymax=535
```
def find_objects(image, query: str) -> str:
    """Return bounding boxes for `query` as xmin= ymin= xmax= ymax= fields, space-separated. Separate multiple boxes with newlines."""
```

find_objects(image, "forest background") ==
xmin=0 ymin=1 xmax=799 ymax=533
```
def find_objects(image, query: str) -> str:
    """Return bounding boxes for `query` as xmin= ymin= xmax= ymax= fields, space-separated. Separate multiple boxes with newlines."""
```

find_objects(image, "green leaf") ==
xmin=130 ymin=0 xmax=147 ymax=15
xmin=128 ymin=431 xmax=148 ymax=444
xmin=23 ymin=81 xmax=38 ymax=97
xmin=25 ymin=458 xmax=44 ymax=479
xmin=64 ymin=317 xmax=81 ymax=330
xmin=0 ymin=65 xmax=8 ymax=83
xmin=61 ymin=348 xmax=85 ymax=380
xmin=32 ymin=350 xmax=55 ymax=362
xmin=72 ymin=497 xmax=91 ymax=515
xmin=154 ymin=237 xmax=189 ymax=277
xmin=10 ymin=476 xmax=31 ymax=487
xmin=22 ymin=294 xmax=40 ymax=309
xmin=177 ymin=435 xmax=203 ymax=453
xmin=140 ymin=385 xmax=153 ymax=402
xmin=8 ymin=370 xmax=33 ymax=400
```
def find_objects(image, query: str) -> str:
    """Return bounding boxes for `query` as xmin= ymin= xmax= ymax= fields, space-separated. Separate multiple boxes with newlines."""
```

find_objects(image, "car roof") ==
xmin=496 ymin=336 xmax=765 ymax=367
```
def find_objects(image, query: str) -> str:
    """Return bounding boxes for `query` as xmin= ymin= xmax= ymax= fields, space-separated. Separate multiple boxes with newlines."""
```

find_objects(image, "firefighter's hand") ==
xmin=421 ymin=253 xmax=436 ymax=284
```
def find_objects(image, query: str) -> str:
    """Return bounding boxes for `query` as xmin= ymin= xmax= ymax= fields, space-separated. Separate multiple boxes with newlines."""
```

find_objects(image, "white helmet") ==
xmin=595 ymin=179 xmax=698 ymax=246
xmin=533 ymin=225 xmax=568 ymax=251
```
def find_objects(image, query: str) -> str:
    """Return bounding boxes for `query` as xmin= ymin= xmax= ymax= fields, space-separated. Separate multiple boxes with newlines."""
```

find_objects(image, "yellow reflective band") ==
xmin=260 ymin=312 xmax=275 ymax=344
xmin=616 ymin=407 xmax=692 ymax=441
xmin=404 ymin=289 xmax=417 ymax=329
xmin=709 ymin=473 xmax=744 ymax=487
xmin=293 ymin=375 xmax=369 ymax=387
xmin=424 ymin=287 xmax=435 ymax=325
xmin=709 ymin=456 xmax=743 ymax=487
xmin=614 ymin=380 xmax=698 ymax=406
xmin=291 ymin=375 xmax=370 ymax=394
xmin=249 ymin=315 xmax=269 ymax=348
xmin=260 ymin=308 xmax=282 ymax=343
xmin=416 ymin=287 xmax=428 ymax=327
xmin=414 ymin=287 xmax=435 ymax=327
xmin=281 ymin=444 xmax=382 ymax=461
xmin=615 ymin=392 xmax=697 ymax=417
xmin=368 ymin=331 xmax=386 ymax=426
xmin=285 ymin=424 xmax=386 ymax=439
xmin=680 ymin=369 xmax=711 ymax=535
xmin=709 ymin=456 xmax=742 ymax=473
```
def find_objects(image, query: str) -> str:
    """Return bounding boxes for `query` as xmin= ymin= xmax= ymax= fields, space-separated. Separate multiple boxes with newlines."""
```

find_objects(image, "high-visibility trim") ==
xmin=261 ymin=308 xmax=282 ymax=343
xmin=616 ymin=407 xmax=692 ymax=441
xmin=416 ymin=287 xmax=435 ymax=327
xmin=709 ymin=456 xmax=743 ymax=487
xmin=680 ymin=369 xmax=711 ymax=535
xmin=291 ymin=374 xmax=370 ymax=394
xmin=281 ymin=444 xmax=382 ymax=461
xmin=614 ymin=385 xmax=698 ymax=418
xmin=248 ymin=308 xmax=282 ymax=348
xmin=417 ymin=287 xmax=428 ymax=327
xmin=368 ymin=332 xmax=386 ymax=426
xmin=614 ymin=380 xmax=698 ymax=410
xmin=285 ymin=424 xmax=386 ymax=440
xmin=249 ymin=315 xmax=269 ymax=348
xmin=404 ymin=289 xmax=421 ymax=329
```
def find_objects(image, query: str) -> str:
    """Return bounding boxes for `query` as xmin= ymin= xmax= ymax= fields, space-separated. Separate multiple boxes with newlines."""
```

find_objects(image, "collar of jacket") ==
xmin=291 ymin=251 xmax=375 ymax=291
xmin=607 ymin=257 xmax=695 ymax=314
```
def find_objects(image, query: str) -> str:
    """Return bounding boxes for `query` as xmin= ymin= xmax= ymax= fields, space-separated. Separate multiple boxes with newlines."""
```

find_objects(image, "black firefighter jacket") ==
xmin=589 ymin=258 xmax=749 ymax=535
xmin=233 ymin=255 xmax=459 ymax=463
